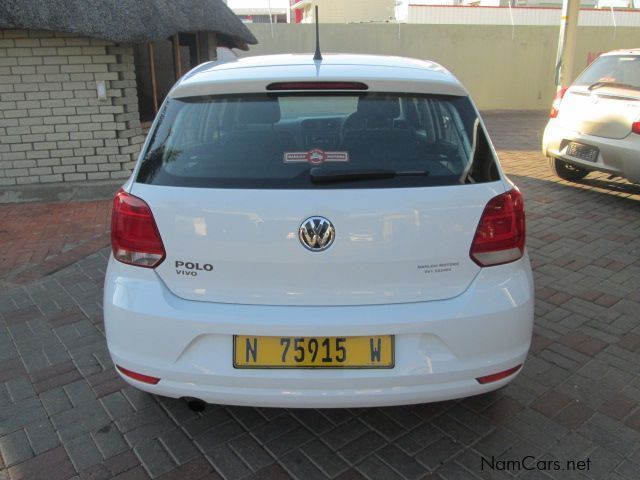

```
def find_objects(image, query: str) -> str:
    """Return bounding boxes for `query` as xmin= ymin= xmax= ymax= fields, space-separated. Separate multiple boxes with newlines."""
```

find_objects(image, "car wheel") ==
xmin=549 ymin=157 xmax=589 ymax=181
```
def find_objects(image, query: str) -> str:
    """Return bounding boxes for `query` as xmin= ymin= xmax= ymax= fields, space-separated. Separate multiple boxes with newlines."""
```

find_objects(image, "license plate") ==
xmin=233 ymin=335 xmax=394 ymax=369
xmin=566 ymin=142 xmax=599 ymax=162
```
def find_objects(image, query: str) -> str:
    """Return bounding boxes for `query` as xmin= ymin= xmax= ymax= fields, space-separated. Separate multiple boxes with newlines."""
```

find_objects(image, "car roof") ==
xmin=602 ymin=48 xmax=640 ymax=56
xmin=170 ymin=54 xmax=468 ymax=99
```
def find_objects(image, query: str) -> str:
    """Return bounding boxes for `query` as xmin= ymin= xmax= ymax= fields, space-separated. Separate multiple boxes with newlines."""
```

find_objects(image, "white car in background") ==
xmin=543 ymin=49 xmax=640 ymax=183
xmin=104 ymin=53 xmax=534 ymax=408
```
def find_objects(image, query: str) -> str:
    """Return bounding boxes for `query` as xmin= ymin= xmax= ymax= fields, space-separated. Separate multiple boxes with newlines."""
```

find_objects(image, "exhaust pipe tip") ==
xmin=183 ymin=397 xmax=207 ymax=412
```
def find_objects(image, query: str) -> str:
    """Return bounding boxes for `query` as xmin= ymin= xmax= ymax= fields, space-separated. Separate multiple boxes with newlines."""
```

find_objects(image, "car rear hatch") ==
xmin=129 ymin=89 xmax=509 ymax=306
xmin=558 ymin=87 xmax=640 ymax=139
xmin=131 ymin=183 xmax=504 ymax=306
xmin=557 ymin=54 xmax=640 ymax=139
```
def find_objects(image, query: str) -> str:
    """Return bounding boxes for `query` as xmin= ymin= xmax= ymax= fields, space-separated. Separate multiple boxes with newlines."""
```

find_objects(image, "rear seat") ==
xmin=219 ymin=98 xmax=297 ymax=171
xmin=342 ymin=96 xmax=415 ymax=154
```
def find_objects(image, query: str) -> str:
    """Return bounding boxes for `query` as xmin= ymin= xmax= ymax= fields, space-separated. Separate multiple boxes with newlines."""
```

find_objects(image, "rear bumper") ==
xmin=104 ymin=255 xmax=534 ymax=408
xmin=542 ymin=120 xmax=640 ymax=182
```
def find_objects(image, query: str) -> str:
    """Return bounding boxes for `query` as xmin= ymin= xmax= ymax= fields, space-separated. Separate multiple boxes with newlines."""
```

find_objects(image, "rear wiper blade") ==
xmin=310 ymin=167 xmax=429 ymax=184
xmin=587 ymin=81 xmax=640 ymax=92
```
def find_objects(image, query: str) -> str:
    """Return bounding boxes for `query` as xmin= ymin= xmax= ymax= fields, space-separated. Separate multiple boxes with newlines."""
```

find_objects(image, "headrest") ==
xmin=237 ymin=98 xmax=281 ymax=124
xmin=356 ymin=96 xmax=400 ymax=119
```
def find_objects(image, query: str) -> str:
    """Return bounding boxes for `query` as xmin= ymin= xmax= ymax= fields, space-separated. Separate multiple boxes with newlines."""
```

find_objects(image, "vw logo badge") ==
xmin=299 ymin=216 xmax=335 ymax=252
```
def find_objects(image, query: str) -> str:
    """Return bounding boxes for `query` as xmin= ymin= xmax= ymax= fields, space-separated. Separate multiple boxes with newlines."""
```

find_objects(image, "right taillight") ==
xmin=632 ymin=122 xmax=640 ymax=134
xmin=470 ymin=188 xmax=525 ymax=267
xmin=550 ymin=87 xmax=568 ymax=118
xmin=111 ymin=189 xmax=165 ymax=268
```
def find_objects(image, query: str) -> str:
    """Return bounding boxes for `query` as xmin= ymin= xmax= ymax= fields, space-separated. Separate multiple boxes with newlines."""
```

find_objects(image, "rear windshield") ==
xmin=136 ymin=93 xmax=499 ymax=189
xmin=574 ymin=55 xmax=640 ymax=89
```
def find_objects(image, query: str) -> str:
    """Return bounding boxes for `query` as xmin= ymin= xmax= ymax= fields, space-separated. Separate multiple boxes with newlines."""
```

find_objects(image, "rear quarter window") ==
xmin=137 ymin=92 xmax=500 ymax=189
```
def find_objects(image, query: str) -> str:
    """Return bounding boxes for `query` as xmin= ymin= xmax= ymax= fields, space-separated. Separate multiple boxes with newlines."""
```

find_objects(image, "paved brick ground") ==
xmin=0 ymin=200 xmax=111 ymax=284
xmin=1 ymin=111 xmax=640 ymax=480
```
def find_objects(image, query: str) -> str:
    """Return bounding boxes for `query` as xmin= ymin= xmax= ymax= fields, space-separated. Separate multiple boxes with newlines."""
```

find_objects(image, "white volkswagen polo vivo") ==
xmin=104 ymin=53 xmax=534 ymax=408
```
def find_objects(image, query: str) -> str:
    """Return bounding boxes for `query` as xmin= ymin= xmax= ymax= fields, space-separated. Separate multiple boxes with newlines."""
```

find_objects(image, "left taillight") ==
xmin=549 ymin=86 xmax=568 ymax=119
xmin=111 ymin=189 xmax=165 ymax=268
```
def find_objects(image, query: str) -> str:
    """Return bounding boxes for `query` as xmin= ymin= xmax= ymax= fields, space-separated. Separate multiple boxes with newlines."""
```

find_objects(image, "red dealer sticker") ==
xmin=284 ymin=149 xmax=349 ymax=164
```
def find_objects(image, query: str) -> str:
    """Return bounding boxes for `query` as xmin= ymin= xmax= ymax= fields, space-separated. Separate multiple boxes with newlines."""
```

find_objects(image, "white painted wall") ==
xmin=227 ymin=0 xmax=290 ymax=15
xmin=407 ymin=5 xmax=640 ymax=25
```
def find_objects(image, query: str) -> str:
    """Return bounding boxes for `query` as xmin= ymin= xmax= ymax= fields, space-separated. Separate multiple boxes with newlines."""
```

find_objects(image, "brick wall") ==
xmin=0 ymin=29 xmax=144 ymax=186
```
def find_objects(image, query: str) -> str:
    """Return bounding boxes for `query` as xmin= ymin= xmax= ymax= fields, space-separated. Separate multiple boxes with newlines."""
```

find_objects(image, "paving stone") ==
xmin=0 ymin=396 xmax=48 ymax=436
xmin=92 ymin=422 xmax=129 ymax=459
xmin=182 ymin=407 xmax=232 ymax=438
xmin=134 ymin=438 xmax=177 ymax=478
xmin=158 ymin=428 xmax=200 ymax=466
xmin=356 ymin=455 xmax=403 ymax=480
xmin=194 ymin=420 xmax=246 ymax=452
xmin=446 ymin=404 xmax=495 ymax=436
xmin=251 ymin=414 xmax=299 ymax=444
xmin=252 ymin=463 xmax=290 ymax=480
xmin=64 ymin=432 xmax=103 ymax=471
xmin=64 ymin=378 xmax=97 ymax=406
xmin=157 ymin=397 xmax=200 ymax=425
xmin=0 ymin=429 xmax=33 ymax=467
xmin=7 ymin=445 xmax=75 ymax=480
xmin=376 ymin=444 xmax=425 ymax=480
xmin=337 ymin=430 xmax=386 ymax=465
xmin=263 ymin=427 xmax=314 ymax=458
xmin=100 ymin=391 xmax=136 ymax=420
xmin=204 ymin=443 xmax=251 ymax=479
xmin=103 ymin=450 xmax=142 ymax=477
xmin=123 ymin=416 xmax=178 ymax=449
xmin=394 ymin=423 xmax=444 ymax=456
xmin=156 ymin=456 xmax=219 ymax=480
xmin=111 ymin=465 xmax=150 ymax=480
xmin=228 ymin=433 xmax=273 ymax=472
xmin=290 ymin=409 xmax=334 ymax=435
xmin=24 ymin=419 xmax=60 ymax=455
xmin=121 ymin=386 xmax=155 ymax=411
xmin=358 ymin=409 xmax=407 ymax=441
xmin=415 ymin=436 xmax=463 ymax=470
xmin=580 ymin=446 xmax=622 ymax=479
xmin=51 ymin=402 xmax=111 ymax=442
xmin=300 ymin=439 xmax=348 ymax=477
xmin=39 ymin=387 xmax=73 ymax=416
xmin=615 ymin=459 xmax=640 ymax=480
xmin=471 ymin=428 xmax=518 ymax=458
xmin=281 ymin=449 xmax=328 ymax=480
xmin=318 ymin=409 xmax=353 ymax=426
xmin=6 ymin=377 xmax=36 ymax=402
xmin=432 ymin=413 xmax=481 ymax=446
xmin=224 ymin=406 xmax=267 ymax=430
xmin=321 ymin=418 xmax=370 ymax=451
xmin=481 ymin=395 xmax=524 ymax=423
xmin=577 ymin=413 xmax=640 ymax=457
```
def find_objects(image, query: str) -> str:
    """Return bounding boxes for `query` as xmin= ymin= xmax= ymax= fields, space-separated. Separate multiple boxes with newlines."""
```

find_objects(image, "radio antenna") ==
xmin=313 ymin=5 xmax=322 ymax=61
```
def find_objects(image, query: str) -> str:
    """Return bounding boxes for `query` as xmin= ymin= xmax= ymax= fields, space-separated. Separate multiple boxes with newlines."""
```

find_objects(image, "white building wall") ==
xmin=227 ymin=0 xmax=290 ymax=15
xmin=408 ymin=5 xmax=640 ymax=26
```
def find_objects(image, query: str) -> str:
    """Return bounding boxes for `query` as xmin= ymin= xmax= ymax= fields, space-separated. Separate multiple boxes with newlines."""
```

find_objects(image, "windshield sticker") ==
xmin=284 ymin=149 xmax=349 ymax=164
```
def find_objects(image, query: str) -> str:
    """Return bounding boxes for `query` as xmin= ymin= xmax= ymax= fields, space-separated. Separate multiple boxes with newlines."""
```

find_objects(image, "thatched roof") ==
xmin=0 ymin=0 xmax=257 ymax=48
